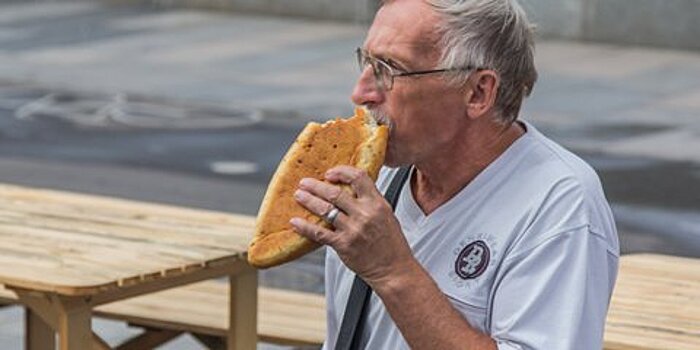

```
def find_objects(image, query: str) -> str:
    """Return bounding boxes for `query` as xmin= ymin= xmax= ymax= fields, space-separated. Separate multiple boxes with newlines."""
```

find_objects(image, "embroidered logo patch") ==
xmin=454 ymin=240 xmax=490 ymax=280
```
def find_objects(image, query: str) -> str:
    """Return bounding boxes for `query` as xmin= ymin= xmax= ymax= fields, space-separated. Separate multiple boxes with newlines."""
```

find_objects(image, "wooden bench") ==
xmin=0 ymin=282 xmax=326 ymax=348
xmin=1 ymin=254 xmax=698 ymax=349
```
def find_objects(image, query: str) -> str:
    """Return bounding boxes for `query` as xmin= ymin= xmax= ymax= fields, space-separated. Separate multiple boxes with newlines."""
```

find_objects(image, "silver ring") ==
xmin=322 ymin=207 xmax=340 ymax=226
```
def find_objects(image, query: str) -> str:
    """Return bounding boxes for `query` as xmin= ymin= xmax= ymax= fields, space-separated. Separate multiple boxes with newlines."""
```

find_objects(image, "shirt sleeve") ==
xmin=490 ymin=226 xmax=619 ymax=350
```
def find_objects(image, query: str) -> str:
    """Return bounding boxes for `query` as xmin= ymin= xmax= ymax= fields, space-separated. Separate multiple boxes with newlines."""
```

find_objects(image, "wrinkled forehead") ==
xmin=363 ymin=0 xmax=443 ymax=60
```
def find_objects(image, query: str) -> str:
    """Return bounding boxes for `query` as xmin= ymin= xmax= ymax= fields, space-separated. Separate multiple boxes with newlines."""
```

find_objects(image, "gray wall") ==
xmin=26 ymin=0 xmax=694 ymax=50
xmin=134 ymin=0 xmax=379 ymax=22
xmin=522 ymin=0 xmax=700 ymax=50
xmin=582 ymin=0 xmax=700 ymax=50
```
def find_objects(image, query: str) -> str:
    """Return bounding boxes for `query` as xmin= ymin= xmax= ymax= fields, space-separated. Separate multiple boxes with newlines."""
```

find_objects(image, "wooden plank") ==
xmin=0 ymin=205 xmax=251 ymax=247
xmin=0 ymin=283 xmax=16 ymax=303
xmin=16 ymin=290 xmax=59 ymax=330
xmin=26 ymin=310 xmax=55 ymax=350
xmin=0 ymin=220 xmax=247 ymax=284
xmin=5 ymin=252 xmax=699 ymax=348
xmin=228 ymin=269 xmax=258 ymax=350
xmin=0 ymin=183 xmax=253 ymax=296
xmin=57 ymin=306 xmax=92 ymax=350
xmin=9 ymin=281 xmax=326 ymax=346
xmin=603 ymin=254 xmax=700 ymax=350
xmin=114 ymin=329 xmax=181 ymax=350
xmin=193 ymin=334 xmax=226 ymax=350
xmin=0 ymin=183 xmax=255 ymax=228
xmin=94 ymin=282 xmax=326 ymax=345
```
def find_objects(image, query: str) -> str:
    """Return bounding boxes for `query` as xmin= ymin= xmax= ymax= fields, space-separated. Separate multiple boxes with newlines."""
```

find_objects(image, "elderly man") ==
xmin=290 ymin=0 xmax=620 ymax=348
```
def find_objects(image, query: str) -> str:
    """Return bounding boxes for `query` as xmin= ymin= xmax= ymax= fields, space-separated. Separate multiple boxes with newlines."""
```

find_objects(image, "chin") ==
xmin=383 ymin=149 xmax=410 ymax=169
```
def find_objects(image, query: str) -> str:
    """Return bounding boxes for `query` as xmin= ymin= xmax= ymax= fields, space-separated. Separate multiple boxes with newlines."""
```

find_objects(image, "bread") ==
xmin=248 ymin=107 xmax=388 ymax=268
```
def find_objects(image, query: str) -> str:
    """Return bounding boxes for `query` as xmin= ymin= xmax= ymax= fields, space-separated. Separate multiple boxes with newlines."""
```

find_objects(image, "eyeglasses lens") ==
xmin=356 ymin=48 xmax=391 ymax=91
xmin=356 ymin=49 xmax=364 ymax=72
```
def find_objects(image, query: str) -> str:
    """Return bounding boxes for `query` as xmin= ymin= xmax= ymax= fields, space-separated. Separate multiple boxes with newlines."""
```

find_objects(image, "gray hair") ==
xmin=429 ymin=0 xmax=538 ymax=123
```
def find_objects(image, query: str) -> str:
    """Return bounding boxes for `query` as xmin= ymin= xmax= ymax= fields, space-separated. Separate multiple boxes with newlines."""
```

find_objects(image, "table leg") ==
xmin=16 ymin=290 xmax=95 ymax=350
xmin=25 ymin=309 xmax=55 ymax=350
xmin=227 ymin=267 xmax=258 ymax=350
xmin=57 ymin=305 xmax=92 ymax=350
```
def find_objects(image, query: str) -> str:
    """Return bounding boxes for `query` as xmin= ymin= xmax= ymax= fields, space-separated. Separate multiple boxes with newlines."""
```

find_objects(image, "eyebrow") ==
xmin=371 ymin=47 xmax=415 ymax=71
xmin=363 ymin=36 xmax=440 ymax=71
xmin=382 ymin=55 xmax=409 ymax=71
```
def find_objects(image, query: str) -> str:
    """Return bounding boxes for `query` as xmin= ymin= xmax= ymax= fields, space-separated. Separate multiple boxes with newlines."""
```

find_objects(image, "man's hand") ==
xmin=290 ymin=166 xmax=414 ymax=286
xmin=292 ymin=166 xmax=497 ymax=350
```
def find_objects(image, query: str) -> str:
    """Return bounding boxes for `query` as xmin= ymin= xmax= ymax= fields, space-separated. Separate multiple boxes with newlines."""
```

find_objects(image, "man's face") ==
xmin=351 ymin=0 xmax=467 ymax=167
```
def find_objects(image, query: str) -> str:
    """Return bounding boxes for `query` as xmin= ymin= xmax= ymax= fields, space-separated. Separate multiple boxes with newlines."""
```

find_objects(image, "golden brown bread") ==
xmin=248 ymin=107 xmax=388 ymax=268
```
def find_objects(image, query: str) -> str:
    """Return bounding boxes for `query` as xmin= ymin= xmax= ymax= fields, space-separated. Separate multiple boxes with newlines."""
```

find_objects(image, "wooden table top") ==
xmin=605 ymin=254 xmax=700 ymax=349
xmin=0 ymin=183 xmax=255 ymax=296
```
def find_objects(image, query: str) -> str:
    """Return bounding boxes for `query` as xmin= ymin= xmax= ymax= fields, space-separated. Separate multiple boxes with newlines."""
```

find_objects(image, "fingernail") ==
xmin=299 ymin=178 xmax=310 ymax=187
xmin=289 ymin=218 xmax=301 ymax=227
xmin=293 ymin=189 xmax=304 ymax=200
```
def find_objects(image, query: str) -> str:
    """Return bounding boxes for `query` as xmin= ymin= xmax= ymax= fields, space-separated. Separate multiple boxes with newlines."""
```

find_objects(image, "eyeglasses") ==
xmin=355 ymin=47 xmax=474 ymax=91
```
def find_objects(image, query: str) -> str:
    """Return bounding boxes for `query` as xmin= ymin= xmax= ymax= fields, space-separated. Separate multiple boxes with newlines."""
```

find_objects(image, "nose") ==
xmin=351 ymin=66 xmax=385 ymax=108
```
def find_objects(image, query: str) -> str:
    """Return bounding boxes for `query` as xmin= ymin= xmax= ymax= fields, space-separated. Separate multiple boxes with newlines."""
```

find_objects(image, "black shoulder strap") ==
xmin=334 ymin=166 xmax=411 ymax=350
xmin=383 ymin=166 xmax=412 ymax=210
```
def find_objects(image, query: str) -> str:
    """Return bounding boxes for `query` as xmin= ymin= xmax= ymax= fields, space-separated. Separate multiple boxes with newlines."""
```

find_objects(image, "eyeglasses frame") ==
xmin=355 ymin=47 xmax=476 ymax=91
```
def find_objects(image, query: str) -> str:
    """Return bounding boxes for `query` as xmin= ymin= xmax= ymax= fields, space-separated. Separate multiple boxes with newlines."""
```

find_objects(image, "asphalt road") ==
xmin=0 ymin=85 xmax=299 ymax=214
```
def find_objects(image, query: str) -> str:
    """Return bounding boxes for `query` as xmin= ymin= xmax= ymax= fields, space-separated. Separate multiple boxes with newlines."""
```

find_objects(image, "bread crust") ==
xmin=248 ymin=108 xmax=388 ymax=268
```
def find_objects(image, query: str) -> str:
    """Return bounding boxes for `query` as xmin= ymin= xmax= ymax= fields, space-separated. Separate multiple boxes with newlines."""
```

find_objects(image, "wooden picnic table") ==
xmin=0 ymin=183 xmax=258 ymax=350
xmin=605 ymin=254 xmax=700 ymax=349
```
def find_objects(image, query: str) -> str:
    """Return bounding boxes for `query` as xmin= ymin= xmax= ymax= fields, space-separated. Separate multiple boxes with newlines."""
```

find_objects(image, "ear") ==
xmin=463 ymin=70 xmax=499 ymax=120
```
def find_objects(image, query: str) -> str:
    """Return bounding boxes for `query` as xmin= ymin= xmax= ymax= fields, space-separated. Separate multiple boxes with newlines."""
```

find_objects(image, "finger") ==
xmin=293 ymin=189 xmax=335 ymax=218
xmin=298 ymin=178 xmax=356 ymax=214
xmin=293 ymin=189 xmax=349 ymax=229
xmin=324 ymin=166 xmax=376 ymax=198
xmin=290 ymin=217 xmax=337 ymax=246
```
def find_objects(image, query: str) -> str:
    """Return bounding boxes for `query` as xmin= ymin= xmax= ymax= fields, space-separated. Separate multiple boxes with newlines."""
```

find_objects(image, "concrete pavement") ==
xmin=0 ymin=1 xmax=363 ymax=118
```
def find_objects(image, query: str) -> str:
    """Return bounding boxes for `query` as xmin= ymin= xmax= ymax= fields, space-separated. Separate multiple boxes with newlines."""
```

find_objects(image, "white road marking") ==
xmin=209 ymin=161 xmax=259 ymax=175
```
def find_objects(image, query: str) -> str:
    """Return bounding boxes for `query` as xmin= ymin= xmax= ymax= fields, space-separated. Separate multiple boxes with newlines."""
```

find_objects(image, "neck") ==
xmin=411 ymin=120 xmax=524 ymax=215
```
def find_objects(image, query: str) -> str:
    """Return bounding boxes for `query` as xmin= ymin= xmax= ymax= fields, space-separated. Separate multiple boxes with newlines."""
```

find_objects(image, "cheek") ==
xmin=385 ymin=83 xmax=463 ymax=140
xmin=405 ymin=113 xmax=464 ymax=153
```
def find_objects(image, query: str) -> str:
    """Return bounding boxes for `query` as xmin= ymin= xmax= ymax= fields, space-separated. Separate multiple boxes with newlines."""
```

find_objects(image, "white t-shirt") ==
xmin=323 ymin=122 xmax=620 ymax=350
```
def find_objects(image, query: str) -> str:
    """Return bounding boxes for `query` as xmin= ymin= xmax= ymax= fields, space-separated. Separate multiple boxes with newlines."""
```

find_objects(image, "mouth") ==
xmin=366 ymin=108 xmax=390 ymax=127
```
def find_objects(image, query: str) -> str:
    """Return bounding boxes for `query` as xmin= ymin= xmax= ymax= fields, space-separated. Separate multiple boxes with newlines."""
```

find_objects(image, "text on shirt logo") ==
xmin=455 ymin=240 xmax=490 ymax=280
